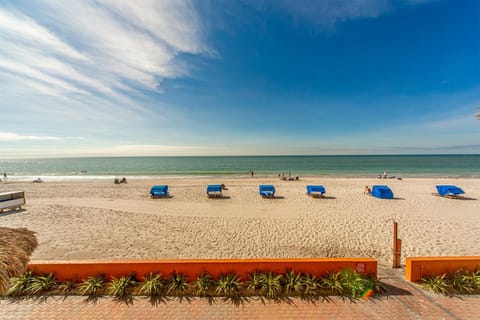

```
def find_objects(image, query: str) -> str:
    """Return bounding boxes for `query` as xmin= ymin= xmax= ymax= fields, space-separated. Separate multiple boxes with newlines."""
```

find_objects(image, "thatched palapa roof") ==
xmin=0 ymin=227 xmax=37 ymax=295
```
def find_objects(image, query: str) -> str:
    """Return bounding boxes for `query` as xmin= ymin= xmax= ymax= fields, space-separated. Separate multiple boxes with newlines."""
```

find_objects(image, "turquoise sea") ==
xmin=0 ymin=155 xmax=479 ymax=180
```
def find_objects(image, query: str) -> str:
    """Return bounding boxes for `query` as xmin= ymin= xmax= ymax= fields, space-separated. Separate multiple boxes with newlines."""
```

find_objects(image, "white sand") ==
xmin=1 ymin=177 xmax=479 ymax=267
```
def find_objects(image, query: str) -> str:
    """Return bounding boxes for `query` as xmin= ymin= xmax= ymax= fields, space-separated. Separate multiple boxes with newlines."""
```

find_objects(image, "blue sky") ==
xmin=1 ymin=0 xmax=479 ymax=157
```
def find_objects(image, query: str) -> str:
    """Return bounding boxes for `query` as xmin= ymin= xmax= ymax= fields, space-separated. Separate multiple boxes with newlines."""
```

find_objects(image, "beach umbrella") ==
xmin=0 ymin=227 xmax=37 ymax=295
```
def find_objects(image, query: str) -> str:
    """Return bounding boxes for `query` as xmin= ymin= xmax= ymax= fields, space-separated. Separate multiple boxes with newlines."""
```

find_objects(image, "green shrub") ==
xmin=301 ymin=273 xmax=320 ymax=297
xmin=321 ymin=272 xmax=343 ymax=294
xmin=245 ymin=271 xmax=262 ymax=292
xmin=420 ymin=274 xmax=450 ymax=295
xmin=215 ymin=273 xmax=241 ymax=298
xmin=140 ymin=273 xmax=165 ymax=296
xmin=8 ymin=270 xmax=35 ymax=296
xmin=167 ymin=273 xmax=189 ymax=295
xmin=258 ymin=272 xmax=283 ymax=299
xmin=340 ymin=268 xmax=369 ymax=299
xmin=78 ymin=275 xmax=105 ymax=296
xmin=193 ymin=273 xmax=214 ymax=296
xmin=283 ymin=270 xmax=303 ymax=294
xmin=28 ymin=273 xmax=57 ymax=295
xmin=108 ymin=274 xmax=138 ymax=298
xmin=450 ymin=269 xmax=475 ymax=294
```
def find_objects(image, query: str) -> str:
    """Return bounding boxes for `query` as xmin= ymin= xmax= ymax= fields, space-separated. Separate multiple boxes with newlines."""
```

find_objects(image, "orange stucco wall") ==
xmin=405 ymin=256 xmax=480 ymax=282
xmin=28 ymin=258 xmax=377 ymax=282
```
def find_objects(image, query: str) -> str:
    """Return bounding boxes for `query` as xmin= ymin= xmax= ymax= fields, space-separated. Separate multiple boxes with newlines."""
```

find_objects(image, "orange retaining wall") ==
xmin=29 ymin=258 xmax=376 ymax=282
xmin=406 ymin=256 xmax=480 ymax=282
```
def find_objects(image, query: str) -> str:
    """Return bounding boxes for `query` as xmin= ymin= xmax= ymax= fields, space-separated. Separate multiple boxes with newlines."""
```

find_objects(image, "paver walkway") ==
xmin=1 ymin=268 xmax=479 ymax=319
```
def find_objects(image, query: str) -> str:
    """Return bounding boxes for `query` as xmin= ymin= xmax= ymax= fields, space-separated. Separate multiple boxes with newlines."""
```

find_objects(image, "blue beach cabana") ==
xmin=371 ymin=185 xmax=394 ymax=199
xmin=306 ymin=185 xmax=326 ymax=197
xmin=150 ymin=185 xmax=169 ymax=198
xmin=436 ymin=185 xmax=465 ymax=197
xmin=259 ymin=185 xmax=275 ymax=198
xmin=207 ymin=184 xmax=223 ymax=198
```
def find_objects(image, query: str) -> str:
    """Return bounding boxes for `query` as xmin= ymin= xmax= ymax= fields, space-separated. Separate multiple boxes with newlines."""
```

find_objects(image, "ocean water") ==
xmin=0 ymin=155 xmax=479 ymax=180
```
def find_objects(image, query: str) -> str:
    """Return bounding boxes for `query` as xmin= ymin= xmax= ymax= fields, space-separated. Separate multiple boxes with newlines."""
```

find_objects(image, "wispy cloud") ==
xmin=0 ymin=1 xmax=210 ymax=131
xmin=248 ymin=0 xmax=433 ymax=29
xmin=0 ymin=131 xmax=84 ymax=141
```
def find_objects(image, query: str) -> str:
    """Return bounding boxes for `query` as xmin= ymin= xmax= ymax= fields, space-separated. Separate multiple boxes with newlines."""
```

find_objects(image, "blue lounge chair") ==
xmin=150 ymin=185 xmax=169 ymax=198
xmin=435 ymin=185 xmax=465 ymax=197
xmin=371 ymin=185 xmax=393 ymax=199
xmin=207 ymin=184 xmax=223 ymax=198
xmin=306 ymin=185 xmax=326 ymax=197
xmin=259 ymin=185 xmax=275 ymax=197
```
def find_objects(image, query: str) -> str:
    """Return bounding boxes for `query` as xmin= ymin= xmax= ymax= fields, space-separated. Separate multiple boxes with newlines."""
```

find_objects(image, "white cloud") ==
xmin=0 ymin=131 xmax=84 ymax=141
xmin=0 ymin=1 xmax=210 ymax=134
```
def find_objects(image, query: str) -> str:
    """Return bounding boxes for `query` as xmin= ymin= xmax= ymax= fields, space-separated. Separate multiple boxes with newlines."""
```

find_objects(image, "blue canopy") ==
xmin=436 ymin=185 xmax=464 ymax=196
xmin=150 ymin=185 xmax=168 ymax=197
xmin=371 ymin=185 xmax=393 ymax=199
xmin=306 ymin=185 xmax=326 ymax=196
xmin=207 ymin=184 xmax=222 ymax=194
xmin=259 ymin=185 xmax=275 ymax=197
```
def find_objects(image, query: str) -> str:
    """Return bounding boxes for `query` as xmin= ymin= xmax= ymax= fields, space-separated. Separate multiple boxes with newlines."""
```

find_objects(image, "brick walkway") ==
xmin=1 ymin=269 xmax=479 ymax=320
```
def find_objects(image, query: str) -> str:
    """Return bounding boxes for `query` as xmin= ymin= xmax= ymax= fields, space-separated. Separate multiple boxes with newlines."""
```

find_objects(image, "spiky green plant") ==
xmin=215 ymin=273 xmax=241 ymax=298
xmin=245 ymin=271 xmax=262 ymax=291
xmin=193 ymin=273 xmax=213 ymax=296
xmin=258 ymin=272 xmax=283 ymax=299
xmin=420 ymin=274 xmax=450 ymax=295
xmin=8 ymin=270 xmax=34 ymax=296
xmin=321 ymin=272 xmax=343 ymax=294
xmin=139 ymin=273 xmax=165 ymax=296
xmin=364 ymin=274 xmax=383 ymax=295
xmin=108 ymin=274 xmax=138 ymax=298
xmin=57 ymin=279 xmax=77 ymax=294
xmin=471 ymin=269 xmax=480 ymax=290
xmin=340 ymin=268 xmax=369 ymax=299
xmin=301 ymin=273 xmax=320 ymax=297
xmin=283 ymin=270 xmax=303 ymax=294
xmin=450 ymin=269 xmax=475 ymax=294
xmin=78 ymin=275 xmax=105 ymax=296
xmin=27 ymin=273 xmax=57 ymax=295
xmin=167 ymin=273 xmax=189 ymax=295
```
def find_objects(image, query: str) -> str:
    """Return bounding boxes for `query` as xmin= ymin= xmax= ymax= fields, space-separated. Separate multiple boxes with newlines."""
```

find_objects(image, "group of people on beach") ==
xmin=114 ymin=177 xmax=128 ymax=184
xmin=377 ymin=170 xmax=402 ymax=180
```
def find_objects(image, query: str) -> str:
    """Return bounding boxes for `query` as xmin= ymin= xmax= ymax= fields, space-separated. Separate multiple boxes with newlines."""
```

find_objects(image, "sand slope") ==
xmin=1 ymin=177 xmax=479 ymax=267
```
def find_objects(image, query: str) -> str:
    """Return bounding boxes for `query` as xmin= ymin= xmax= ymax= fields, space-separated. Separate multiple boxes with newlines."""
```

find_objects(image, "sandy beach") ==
xmin=1 ymin=177 xmax=479 ymax=267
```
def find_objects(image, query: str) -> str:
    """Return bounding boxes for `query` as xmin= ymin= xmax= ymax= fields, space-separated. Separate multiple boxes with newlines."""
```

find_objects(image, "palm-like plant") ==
xmin=215 ymin=273 xmax=241 ymax=298
xmin=301 ymin=273 xmax=320 ymax=297
xmin=58 ymin=279 xmax=77 ymax=294
xmin=167 ymin=273 xmax=189 ymax=295
xmin=340 ymin=268 xmax=369 ymax=298
xmin=420 ymin=274 xmax=450 ymax=295
xmin=283 ymin=270 xmax=303 ymax=294
xmin=140 ymin=273 xmax=165 ymax=296
xmin=78 ymin=275 xmax=105 ymax=296
xmin=28 ymin=273 xmax=57 ymax=295
xmin=471 ymin=269 xmax=480 ymax=290
xmin=193 ymin=273 xmax=214 ymax=296
xmin=450 ymin=269 xmax=475 ymax=294
xmin=108 ymin=274 xmax=138 ymax=298
xmin=245 ymin=271 xmax=262 ymax=292
xmin=258 ymin=272 xmax=283 ymax=299
xmin=321 ymin=272 xmax=343 ymax=294
xmin=8 ymin=270 xmax=34 ymax=296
